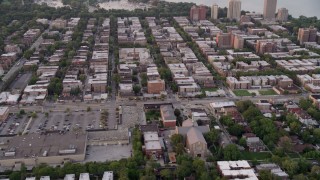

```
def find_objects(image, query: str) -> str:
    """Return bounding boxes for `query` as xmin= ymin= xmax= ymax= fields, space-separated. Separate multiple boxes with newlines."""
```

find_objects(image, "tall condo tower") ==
xmin=263 ymin=0 xmax=277 ymax=20
xmin=227 ymin=0 xmax=242 ymax=21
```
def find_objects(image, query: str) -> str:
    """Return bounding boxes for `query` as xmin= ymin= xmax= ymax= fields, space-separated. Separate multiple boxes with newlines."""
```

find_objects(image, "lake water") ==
xmin=165 ymin=0 xmax=320 ymax=18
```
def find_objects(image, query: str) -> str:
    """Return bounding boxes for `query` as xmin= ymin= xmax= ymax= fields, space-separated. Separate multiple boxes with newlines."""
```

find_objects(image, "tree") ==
xmin=175 ymin=160 xmax=193 ymax=178
xmin=171 ymin=134 xmax=184 ymax=146
xmin=236 ymin=100 xmax=254 ymax=113
xmin=222 ymin=144 xmax=240 ymax=160
xmin=282 ymin=159 xmax=299 ymax=176
xmin=174 ymin=109 xmax=181 ymax=117
xmin=31 ymin=112 xmax=37 ymax=118
xmin=192 ymin=158 xmax=206 ymax=177
xmin=238 ymin=137 xmax=247 ymax=147
xmin=297 ymin=158 xmax=311 ymax=174
xmin=313 ymin=128 xmax=320 ymax=143
xmin=160 ymin=169 xmax=172 ymax=180
xmin=310 ymin=165 xmax=320 ymax=179
xmin=204 ymin=130 xmax=219 ymax=145
xmin=175 ymin=143 xmax=185 ymax=155
xmin=220 ymin=115 xmax=234 ymax=126
xmin=278 ymin=136 xmax=292 ymax=153
xmin=293 ymin=174 xmax=307 ymax=180
xmin=112 ymin=74 xmax=121 ymax=85
xmin=133 ymin=85 xmax=141 ymax=95
xmin=29 ymin=74 xmax=39 ymax=85
xmin=87 ymin=106 xmax=91 ymax=112
xmin=243 ymin=106 xmax=263 ymax=122
xmin=289 ymin=121 xmax=301 ymax=134
xmin=19 ymin=109 xmax=26 ymax=115
xmin=299 ymin=98 xmax=312 ymax=110
xmin=228 ymin=124 xmax=244 ymax=137
xmin=258 ymin=170 xmax=273 ymax=180
xmin=79 ymin=74 xmax=86 ymax=83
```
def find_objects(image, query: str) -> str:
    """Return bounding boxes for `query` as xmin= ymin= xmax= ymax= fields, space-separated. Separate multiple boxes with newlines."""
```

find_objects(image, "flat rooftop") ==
xmin=0 ymin=132 xmax=87 ymax=160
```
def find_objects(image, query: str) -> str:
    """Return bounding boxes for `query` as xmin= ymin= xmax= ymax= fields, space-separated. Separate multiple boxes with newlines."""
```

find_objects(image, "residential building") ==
xmin=0 ymin=106 xmax=9 ymax=122
xmin=190 ymin=5 xmax=207 ymax=21
xmin=4 ymin=44 xmax=21 ymax=54
xmin=102 ymin=172 xmax=113 ymax=180
xmin=256 ymin=164 xmax=289 ymax=180
xmin=23 ymin=29 xmax=41 ymax=45
xmin=51 ymin=19 xmax=67 ymax=29
xmin=216 ymin=32 xmax=232 ymax=49
xmin=226 ymin=75 xmax=293 ymax=90
xmin=160 ymin=105 xmax=176 ymax=128
xmin=88 ymin=73 xmax=107 ymax=93
xmin=119 ymin=83 xmax=133 ymax=96
xmin=64 ymin=174 xmax=75 ymax=180
xmin=143 ymin=131 xmax=163 ymax=159
xmin=256 ymin=40 xmax=277 ymax=54
xmin=0 ymin=53 xmax=17 ymax=70
xmin=211 ymin=4 xmax=218 ymax=20
xmin=217 ymin=161 xmax=258 ymax=179
xmin=228 ymin=0 xmax=242 ymax=20
xmin=147 ymin=80 xmax=165 ymax=94
xmin=298 ymin=74 xmax=320 ymax=93
xmin=246 ymin=137 xmax=265 ymax=152
xmin=298 ymin=27 xmax=318 ymax=45
xmin=264 ymin=0 xmax=277 ymax=20
xmin=79 ymin=173 xmax=90 ymax=180
xmin=277 ymin=8 xmax=289 ymax=22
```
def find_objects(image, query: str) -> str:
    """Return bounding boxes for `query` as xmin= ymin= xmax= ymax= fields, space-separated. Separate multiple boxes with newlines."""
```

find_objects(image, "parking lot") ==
xmin=0 ymin=110 xmax=104 ymax=135
xmin=0 ymin=115 xmax=29 ymax=135
xmin=29 ymin=111 xmax=103 ymax=133
xmin=84 ymin=145 xmax=132 ymax=162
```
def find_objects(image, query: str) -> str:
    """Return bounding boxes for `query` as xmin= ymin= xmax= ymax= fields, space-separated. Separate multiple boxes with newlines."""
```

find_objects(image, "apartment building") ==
xmin=298 ymin=74 xmax=320 ymax=93
xmin=0 ymin=53 xmax=17 ymax=71
xmin=190 ymin=5 xmax=207 ymax=21
xmin=23 ymin=29 xmax=41 ymax=45
xmin=227 ymin=75 xmax=293 ymax=90
xmin=51 ymin=19 xmax=67 ymax=29
xmin=276 ymin=59 xmax=320 ymax=74
xmin=298 ymin=27 xmax=318 ymax=45
xmin=88 ymin=73 xmax=108 ymax=93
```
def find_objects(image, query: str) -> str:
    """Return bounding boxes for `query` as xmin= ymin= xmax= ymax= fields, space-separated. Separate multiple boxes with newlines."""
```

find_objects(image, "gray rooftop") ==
xmin=0 ymin=132 xmax=87 ymax=160
xmin=187 ymin=127 xmax=207 ymax=145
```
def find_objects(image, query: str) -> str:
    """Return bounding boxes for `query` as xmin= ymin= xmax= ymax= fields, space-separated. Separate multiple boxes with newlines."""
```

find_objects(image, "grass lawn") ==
xmin=259 ymin=89 xmax=277 ymax=95
xmin=287 ymin=152 xmax=301 ymax=159
xmin=145 ymin=110 xmax=161 ymax=121
xmin=240 ymin=151 xmax=272 ymax=160
xmin=233 ymin=90 xmax=251 ymax=96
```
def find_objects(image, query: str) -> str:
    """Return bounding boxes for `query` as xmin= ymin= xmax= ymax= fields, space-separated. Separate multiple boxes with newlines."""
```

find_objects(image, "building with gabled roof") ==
xmin=186 ymin=127 xmax=207 ymax=158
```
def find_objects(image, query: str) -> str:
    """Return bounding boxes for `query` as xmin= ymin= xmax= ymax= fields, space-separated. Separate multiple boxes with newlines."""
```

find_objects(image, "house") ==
xmin=256 ymin=163 xmax=289 ymax=180
xmin=186 ymin=127 xmax=207 ymax=158
xmin=143 ymin=131 xmax=163 ymax=159
xmin=160 ymin=105 xmax=176 ymax=128
xmin=246 ymin=137 xmax=265 ymax=152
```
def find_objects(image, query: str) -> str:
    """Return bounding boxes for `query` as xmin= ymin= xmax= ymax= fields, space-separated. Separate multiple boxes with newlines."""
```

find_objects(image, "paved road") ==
xmin=10 ymin=93 xmax=307 ymax=114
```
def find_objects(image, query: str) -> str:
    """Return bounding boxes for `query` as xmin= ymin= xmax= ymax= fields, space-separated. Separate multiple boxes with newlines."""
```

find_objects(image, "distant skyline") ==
xmin=165 ymin=0 xmax=320 ymax=18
